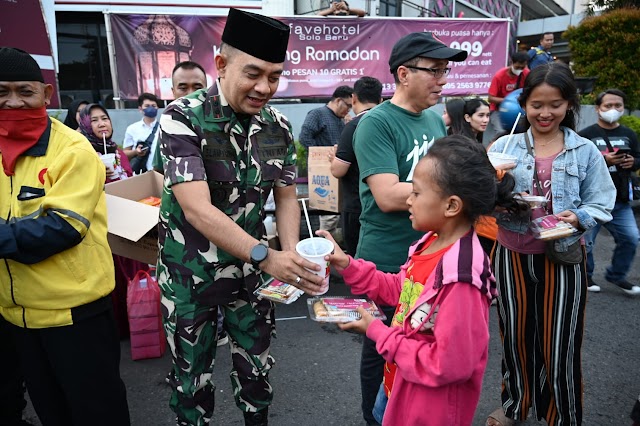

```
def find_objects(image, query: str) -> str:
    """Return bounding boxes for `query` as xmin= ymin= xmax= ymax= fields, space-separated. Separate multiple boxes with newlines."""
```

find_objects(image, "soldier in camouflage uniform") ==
xmin=157 ymin=9 xmax=326 ymax=426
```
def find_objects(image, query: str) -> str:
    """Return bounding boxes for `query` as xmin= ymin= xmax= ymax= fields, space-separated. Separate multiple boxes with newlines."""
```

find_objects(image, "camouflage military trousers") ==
xmin=161 ymin=284 xmax=275 ymax=426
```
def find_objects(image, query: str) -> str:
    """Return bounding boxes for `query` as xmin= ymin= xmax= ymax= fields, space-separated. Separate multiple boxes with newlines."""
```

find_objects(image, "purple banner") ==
xmin=0 ymin=0 xmax=60 ymax=108
xmin=110 ymin=14 xmax=509 ymax=100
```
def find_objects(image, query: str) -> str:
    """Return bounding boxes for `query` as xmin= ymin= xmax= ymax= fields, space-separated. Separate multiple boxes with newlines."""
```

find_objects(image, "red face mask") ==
xmin=0 ymin=106 xmax=49 ymax=176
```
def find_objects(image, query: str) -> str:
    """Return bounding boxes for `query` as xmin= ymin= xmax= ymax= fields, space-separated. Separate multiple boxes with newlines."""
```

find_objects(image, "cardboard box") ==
xmin=307 ymin=146 xmax=341 ymax=213
xmin=105 ymin=171 xmax=163 ymax=265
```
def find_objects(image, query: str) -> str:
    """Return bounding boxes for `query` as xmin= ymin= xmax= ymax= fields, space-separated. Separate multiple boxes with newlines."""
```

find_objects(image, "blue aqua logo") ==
xmin=314 ymin=187 xmax=329 ymax=197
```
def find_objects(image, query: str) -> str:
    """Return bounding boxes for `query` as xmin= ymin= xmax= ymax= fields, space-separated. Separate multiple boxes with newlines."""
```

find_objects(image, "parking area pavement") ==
xmin=24 ymin=222 xmax=640 ymax=425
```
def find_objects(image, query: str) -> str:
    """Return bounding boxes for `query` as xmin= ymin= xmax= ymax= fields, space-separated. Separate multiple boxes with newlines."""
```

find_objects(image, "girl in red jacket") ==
xmin=318 ymin=135 xmax=527 ymax=425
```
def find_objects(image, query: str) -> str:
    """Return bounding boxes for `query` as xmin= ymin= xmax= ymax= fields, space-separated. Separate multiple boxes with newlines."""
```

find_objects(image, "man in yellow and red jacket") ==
xmin=0 ymin=47 xmax=129 ymax=426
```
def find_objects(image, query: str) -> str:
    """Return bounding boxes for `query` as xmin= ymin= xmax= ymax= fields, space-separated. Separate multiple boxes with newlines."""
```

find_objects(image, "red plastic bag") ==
xmin=127 ymin=270 xmax=166 ymax=360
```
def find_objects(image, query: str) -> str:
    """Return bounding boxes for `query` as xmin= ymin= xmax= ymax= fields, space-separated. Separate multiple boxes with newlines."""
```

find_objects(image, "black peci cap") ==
xmin=0 ymin=47 xmax=45 ymax=83
xmin=388 ymin=32 xmax=468 ymax=73
xmin=222 ymin=8 xmax=290 ymax=63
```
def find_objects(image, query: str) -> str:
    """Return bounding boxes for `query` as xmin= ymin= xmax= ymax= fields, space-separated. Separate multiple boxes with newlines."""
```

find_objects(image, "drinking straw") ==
xmin=300 ymin=198 xmax=318 ymax=252
xmin=502 ymin=112 xmax=522 ymax=154
xmin=102 ymin=133 xmax=108 ymax=154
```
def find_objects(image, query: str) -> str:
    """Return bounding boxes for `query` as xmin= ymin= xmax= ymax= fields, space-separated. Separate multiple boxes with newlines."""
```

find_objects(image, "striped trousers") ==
xmin=493 ymin=243 xmax=586 ymax=426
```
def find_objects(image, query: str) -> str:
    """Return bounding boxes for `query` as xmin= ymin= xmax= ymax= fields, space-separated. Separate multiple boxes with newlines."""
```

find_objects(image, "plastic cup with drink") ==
xmin=297 ymin=198 xmax=334 ymax=295
xmin=100 ymin=153 xmax=116 ymax=173
xmin=488 ymin=111 xmax=521 ymax=170
xmin=296 ymin=237 xmax=334 ymax=295
xmin=488 ymin=152 xmax=518 ymax=169
xmin=100 ymin=133 xmax=116 ymax=174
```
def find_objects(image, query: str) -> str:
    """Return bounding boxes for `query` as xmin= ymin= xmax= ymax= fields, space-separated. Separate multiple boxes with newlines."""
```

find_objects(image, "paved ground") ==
xmin=24 ymin=221 xmax=640 ymax=426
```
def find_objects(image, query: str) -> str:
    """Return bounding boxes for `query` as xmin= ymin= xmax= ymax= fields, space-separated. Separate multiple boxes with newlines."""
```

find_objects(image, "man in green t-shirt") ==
xmin=352 ymin=32 xmax=467 ymax=426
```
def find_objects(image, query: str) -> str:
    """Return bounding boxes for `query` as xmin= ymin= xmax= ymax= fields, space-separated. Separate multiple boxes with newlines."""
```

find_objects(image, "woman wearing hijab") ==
xmin=63 ymin=99 xmax=89 ymax=130
xmin=78 ymin=103 xmax=132 ymax=183
xmin=78 ymin=103 xmax=148 ymax=339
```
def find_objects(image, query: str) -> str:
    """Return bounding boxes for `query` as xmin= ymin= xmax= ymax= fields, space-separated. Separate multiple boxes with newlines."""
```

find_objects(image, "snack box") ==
xmin=254 ymin=278 xmax=304 ymax=304
xmin=105 ymin=171 xmax=163 ymax=264
xmin=530 ymin=215 xmax=579 ymax=240
xmin=307 ymin=297 xmax=387 ymax=323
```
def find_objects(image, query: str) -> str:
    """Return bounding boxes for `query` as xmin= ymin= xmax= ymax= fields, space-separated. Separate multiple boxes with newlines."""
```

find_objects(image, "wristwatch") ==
xmin=250 ymin=244 xmax=269 ymax=269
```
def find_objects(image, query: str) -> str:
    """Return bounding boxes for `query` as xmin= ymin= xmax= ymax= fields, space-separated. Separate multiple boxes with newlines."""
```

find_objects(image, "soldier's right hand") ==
xmin=259 ymin=250 xmax=327 ymax=295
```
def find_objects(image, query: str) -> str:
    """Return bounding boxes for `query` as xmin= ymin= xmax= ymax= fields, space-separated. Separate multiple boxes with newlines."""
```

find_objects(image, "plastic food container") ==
xmin=530 ymin=215 xmax=579 ymax=240
xmin=308 ymin=297 xmax=387 ymax=323
xmin=254 ymin=278 xmax=304 ymax=304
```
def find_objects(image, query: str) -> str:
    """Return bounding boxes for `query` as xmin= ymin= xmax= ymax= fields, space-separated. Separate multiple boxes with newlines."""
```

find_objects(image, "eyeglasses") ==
xmin=404 ymin=66 xmax=451 ymax=78
xmin=339 ymin=98 xmax=353 ymax=109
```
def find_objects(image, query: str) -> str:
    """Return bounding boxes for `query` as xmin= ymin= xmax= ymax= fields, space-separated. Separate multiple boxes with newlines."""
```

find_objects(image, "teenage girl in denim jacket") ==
xmin=486 ymin=62 xmax=615 ymax=426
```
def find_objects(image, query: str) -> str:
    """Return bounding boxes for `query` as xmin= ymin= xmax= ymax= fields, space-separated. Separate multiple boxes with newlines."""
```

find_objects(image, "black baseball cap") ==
xmin=388 ymin=32 xmax=468 ymax=73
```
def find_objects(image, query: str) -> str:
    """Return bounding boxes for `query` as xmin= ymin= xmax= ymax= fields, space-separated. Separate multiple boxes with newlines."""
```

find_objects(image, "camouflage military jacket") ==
xmin=157 ymin=81 xmax=296 ymax=304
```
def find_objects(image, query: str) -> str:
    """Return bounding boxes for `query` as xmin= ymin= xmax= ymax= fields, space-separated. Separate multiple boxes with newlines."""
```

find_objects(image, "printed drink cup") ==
xmin=100 ymin=153 xmax=116 ymax=173
xmin=295 ymin=237 xmax=334 ymax=295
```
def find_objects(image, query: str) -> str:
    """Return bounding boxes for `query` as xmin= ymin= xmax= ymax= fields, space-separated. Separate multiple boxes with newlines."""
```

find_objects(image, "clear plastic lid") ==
xmin=530 ymin=215 xmax=579 ymax=240
xmin=307 ymin=297 xmax=387 ymax=323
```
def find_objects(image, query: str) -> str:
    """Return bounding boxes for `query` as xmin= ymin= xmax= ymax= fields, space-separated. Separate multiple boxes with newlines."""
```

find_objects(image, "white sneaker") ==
xmin=587 ymin=278 xmax=601 ymax=293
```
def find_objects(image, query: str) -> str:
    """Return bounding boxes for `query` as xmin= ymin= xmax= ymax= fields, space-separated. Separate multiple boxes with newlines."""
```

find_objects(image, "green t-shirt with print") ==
xmin=353 ymin=100 xmax=446 ymax=272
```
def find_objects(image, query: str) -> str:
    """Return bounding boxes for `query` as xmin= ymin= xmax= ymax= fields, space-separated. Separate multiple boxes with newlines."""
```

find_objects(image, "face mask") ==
xmin=599 ymin=109 xmax=623 ymax=124
xmin=0 ymin=106 xmax=49 ymax=176
xmin=511 ymin=66 xmax=523 ymax=76
xmin=143 ymin=106 xmax=158 ymax=118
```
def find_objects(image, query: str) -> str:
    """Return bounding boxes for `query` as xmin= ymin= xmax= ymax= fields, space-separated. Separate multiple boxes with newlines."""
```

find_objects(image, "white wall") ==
xmin=50 ymin=104 xmax=635 ymax=145
xmin=51 ymin=104 xmax=323 ymax=144
xmin=555 ymin=0 xmax=587 ymax=14
xmin=262 ymin=0 xmax=295 ymax=16
xmin=517 ymin=13 xmax=585 ymax=37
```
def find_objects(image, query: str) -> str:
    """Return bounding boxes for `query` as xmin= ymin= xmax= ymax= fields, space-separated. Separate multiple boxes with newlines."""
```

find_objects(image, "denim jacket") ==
xmin=489 ymin=127 xmax=615 ymax=252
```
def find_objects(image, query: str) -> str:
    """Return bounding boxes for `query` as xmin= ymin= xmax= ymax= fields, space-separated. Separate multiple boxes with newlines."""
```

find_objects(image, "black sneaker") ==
xmin=608 ymin=279 xmax=640 ymax=296
xmin=243 ymin=408 xmax=268 ymax=426
xmin=587 ymin=277 xmax=601 ymax=293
